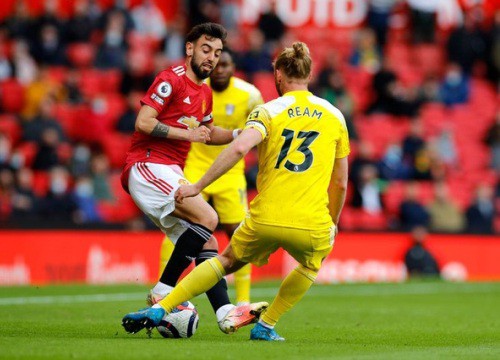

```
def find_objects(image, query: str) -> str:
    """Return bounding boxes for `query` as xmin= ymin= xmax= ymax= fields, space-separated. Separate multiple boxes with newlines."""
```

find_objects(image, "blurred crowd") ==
xmin=0 ymin=0 xmax=498 ymax=234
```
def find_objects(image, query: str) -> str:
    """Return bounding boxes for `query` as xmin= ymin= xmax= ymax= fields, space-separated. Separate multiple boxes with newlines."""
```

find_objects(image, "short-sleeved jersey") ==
xmin=185 ymin=77 xmax=263 ymax=175
xmin=244 ymin=90 xmax=350 ymax=230
xmin=121 ymin=65 xmax=213 ymax=192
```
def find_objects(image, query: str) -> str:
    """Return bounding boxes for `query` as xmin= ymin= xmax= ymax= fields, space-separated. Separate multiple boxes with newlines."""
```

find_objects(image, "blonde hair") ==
xmin=274 ymin=42 xmax=312 ymax=79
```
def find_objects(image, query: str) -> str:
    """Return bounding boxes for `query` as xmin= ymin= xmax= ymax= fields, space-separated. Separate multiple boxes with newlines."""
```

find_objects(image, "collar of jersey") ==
xmin=284 ymin=90 xmax=312 ymax=97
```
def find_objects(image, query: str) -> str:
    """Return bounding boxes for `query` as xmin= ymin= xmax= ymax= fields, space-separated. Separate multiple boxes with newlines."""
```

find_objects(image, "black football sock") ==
xmin=159 ymin=223 xmax=212 ymax=287
xmin=195 ymin=249 xmax=231 ymax=312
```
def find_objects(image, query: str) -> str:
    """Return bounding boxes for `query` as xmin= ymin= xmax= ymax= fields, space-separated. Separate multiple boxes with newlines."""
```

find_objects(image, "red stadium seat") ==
xmin=97 ymin=172 xmax=141 ymax=222
xmin=32 ymin=171 xmax=50 ymax=197
xmin=0 ymin=79 xmax=25 ymax=113
xmin=253 ymin=72 xmax=278 ymax=102
xmin=100 ymin=133 xmax=131 ymax=169
xmin=67 ymin=43 xmax=96 ymax=68
xmin=0 ymin=115 xmax=21 ymax=144
xmin=15 ymin=142 xmax=38 ymax=168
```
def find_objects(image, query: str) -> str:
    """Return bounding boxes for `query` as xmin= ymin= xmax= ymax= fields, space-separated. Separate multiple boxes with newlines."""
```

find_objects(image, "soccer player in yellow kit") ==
xmin=123 ymin=42 xmax=349 ymax=340
xmin=158 ymin=48 xmax=263 ymax=305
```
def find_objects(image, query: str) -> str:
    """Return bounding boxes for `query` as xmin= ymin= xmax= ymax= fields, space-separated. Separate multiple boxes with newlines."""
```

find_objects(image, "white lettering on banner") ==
xmin=0 ymin=258 xmax=30 ymax=285
xmin=240 ymin=0 xmax=463 ymax=28
xmin=86 ymin=246 xmax=148 ymax=284
xmin=441 ymin=262 xmax=468 ymax=282
xmin=283 ymin=254 xmax=407 ymax=283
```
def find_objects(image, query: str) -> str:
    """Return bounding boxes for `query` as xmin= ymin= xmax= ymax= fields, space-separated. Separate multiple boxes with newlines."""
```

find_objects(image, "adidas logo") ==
xmin=185 ymin=255 xmax=196 ymax=261
xmin=183 ymin=96 xmax=191 ymax=104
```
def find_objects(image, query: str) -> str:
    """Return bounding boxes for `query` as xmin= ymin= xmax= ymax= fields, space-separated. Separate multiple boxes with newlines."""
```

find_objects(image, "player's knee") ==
xmin=200 ymin=207 xmax=218 ymax=231
xmin=204 ymin=236 xmax=219 ymax=251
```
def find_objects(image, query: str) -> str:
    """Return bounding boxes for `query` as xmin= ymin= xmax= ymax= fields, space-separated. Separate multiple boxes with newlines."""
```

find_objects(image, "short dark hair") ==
xmin=185 ymin=23 xmax=227 ymax=44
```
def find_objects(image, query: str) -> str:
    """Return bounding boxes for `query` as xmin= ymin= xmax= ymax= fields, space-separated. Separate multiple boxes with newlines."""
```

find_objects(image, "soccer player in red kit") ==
xmin=121 ymin=23 xmax=267 ymax=334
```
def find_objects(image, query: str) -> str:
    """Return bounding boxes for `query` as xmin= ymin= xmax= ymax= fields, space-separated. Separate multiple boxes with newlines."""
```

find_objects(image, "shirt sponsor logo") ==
xmin=225 ymin=104 xmax=235 ymax=115
xmin=151 ymin=93 xmax=165 ymax=105
xmin=156 ymin=81 xmax=172 ymax=97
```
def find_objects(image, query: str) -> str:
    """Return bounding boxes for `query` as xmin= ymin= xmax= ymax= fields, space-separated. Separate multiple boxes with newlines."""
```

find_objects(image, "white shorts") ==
xmin=128 ymin=162 xmax=191 ymax=244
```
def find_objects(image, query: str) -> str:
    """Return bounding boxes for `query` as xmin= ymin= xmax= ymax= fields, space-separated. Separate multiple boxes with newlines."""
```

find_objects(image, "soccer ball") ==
xmin=156 ymin=301 xmax=199 ymax=338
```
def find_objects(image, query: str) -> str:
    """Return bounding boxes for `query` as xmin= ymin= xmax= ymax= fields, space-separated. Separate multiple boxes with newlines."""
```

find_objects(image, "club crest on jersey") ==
xmin=156 ymin=81 xmax=172 ymax=98
xmin=178 ymin=178 xmax=190 ymax=185
xmin=225 ymin=104 xmax=235 ymax=115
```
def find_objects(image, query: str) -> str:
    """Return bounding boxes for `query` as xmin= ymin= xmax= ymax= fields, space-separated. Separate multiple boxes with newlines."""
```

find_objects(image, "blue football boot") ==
xmin=122 ymin=307 xmax=165 ymax=334
xmin=250 ymin=323 xmax=285 ymax=341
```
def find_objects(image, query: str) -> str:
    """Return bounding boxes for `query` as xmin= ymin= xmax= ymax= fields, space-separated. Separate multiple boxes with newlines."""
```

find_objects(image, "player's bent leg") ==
xmin=254 ymin=264 xmax=317 ymax=340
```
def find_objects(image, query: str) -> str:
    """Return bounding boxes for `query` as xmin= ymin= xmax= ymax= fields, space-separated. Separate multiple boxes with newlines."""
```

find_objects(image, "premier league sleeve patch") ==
xmin=156 ymin=81 xmax=172 ymax=98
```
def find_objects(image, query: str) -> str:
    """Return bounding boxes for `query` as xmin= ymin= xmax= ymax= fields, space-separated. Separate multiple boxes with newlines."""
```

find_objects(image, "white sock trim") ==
xmin=216 ymin=304 xmax=235 ymax=322
xmin=258 ymin=319 xmax=274 ymax=329
xmin=152 ymin=282 xmax=174 ymax=296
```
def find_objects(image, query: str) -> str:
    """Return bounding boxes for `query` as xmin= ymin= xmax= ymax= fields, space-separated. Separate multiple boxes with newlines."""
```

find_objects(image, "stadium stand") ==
xmin=0 ymin=0 xmax=497 ymax=233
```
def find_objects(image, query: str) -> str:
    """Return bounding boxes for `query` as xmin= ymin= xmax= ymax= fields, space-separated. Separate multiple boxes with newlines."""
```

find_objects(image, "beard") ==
xmin=191 ymin=53 xmax=213 ymax=80
xmin=275 ymin=78 xmax=283 ymax=97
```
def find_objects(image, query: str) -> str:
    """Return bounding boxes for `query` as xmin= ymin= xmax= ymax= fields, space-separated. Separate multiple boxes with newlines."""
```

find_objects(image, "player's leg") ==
xmin=251 ymin=226 xmax=334 ymax=341
xmin=128 ymin=163 xmax=217 ymax=302
xmin=122 ymin=218 xmax=270 ymax=334
xmin=158 ymin=236 xmax=174 ymax=277
xmin=213 ymin=175 xmax=252 ymax=305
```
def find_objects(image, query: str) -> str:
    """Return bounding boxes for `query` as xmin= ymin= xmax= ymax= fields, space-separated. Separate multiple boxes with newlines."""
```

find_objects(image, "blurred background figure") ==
xmin=404 ymin=226 xmax=440 ymax=277
xmin=466 ymin=184 xmax=496 ymax=234
xmin=427 ymin=181 xmax=465 ymax=233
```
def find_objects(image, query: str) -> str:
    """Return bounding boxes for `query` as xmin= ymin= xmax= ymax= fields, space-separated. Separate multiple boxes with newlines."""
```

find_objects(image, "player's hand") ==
xmin=175 ymin=184 xmax=201 ymax=204
xmin=189 ymin=126 xmax=211 ymax=143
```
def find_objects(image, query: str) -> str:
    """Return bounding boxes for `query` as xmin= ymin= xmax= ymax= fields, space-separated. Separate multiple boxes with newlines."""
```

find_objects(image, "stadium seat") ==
xmin=0 ymin=115 xmax=21 ymax=144
xmin=15 ymin=142 xmax=38 ymax=168
xmin=97 ymin=172 xmax=141 ymax=222
xmin=32 ymin=170 xmax=50 ymax=197
xmin=100 ymin=133 xmax=131 ymax=169
xmin=253 ymin=72 xmax=278 ymax=102
xmin=67 ymin=43 xmax=96 ymax=68
xmin=0 ymin=79 xmax=25 ymax=113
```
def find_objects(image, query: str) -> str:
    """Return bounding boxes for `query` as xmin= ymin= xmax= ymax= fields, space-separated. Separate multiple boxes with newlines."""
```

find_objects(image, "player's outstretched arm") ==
xmin=328 ymin=156 xmax=349 ymax=228
xmin=175 ymin=128 xmax=262 ymax=203
xmin=135 ymin=105 xmax=211 ymax=143
xmin=203 ymin=123 xmax=239 ymax=145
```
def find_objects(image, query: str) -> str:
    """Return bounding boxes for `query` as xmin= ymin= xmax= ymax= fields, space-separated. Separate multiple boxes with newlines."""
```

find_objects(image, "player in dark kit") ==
xmin=120 ymin=23 xmax=267 ymax=334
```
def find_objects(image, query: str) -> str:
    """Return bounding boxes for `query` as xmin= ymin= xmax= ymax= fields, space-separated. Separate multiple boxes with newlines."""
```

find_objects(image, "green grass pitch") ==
xmin=0 ymin=281 xmax=499 ymax=359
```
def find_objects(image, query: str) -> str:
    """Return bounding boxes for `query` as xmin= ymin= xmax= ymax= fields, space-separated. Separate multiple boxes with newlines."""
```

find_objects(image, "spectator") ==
xmin=38 ymin=166 xmax=77 ymax=224
xmin=90 ymin=153 xmax=113 ymax=200
xmin=131 ymin=0 xmax=167 ymax=41
xmin=22 ymin=96 xmax=65 ymax=143
xmin=439 ymin=63 xmax=470 ymax=106
xmin=1 ymin=0 xmax=33 ymax=41
xmin=399 ymin=182 xmax=430 ymax=231
xmin=66 ymin=0 xmax=96 ymax=43
xmin=485 ymin=10 xmax=500 ymax=84
xmin=0 ymin=134 xmax=12 ymax=170
xmin=447 ymin=8 xmax=488 ymax=75
xmin=404 ymin=225 xmax=440 ymax=277
xmin=32 ymin=0 xmax=66 ymax=39
xmin=379 ymin=141 xmax=411 ymax=180
xmin=407 ymin=0 xmax=437 ymax=43
xmin=62 ymin=69 xmax=84 ymax=104
xmin=186 ymin=0 xmax=220 ymax=28
xmin=484 ymin=112 xmax=500 ymax=172
xmin=432 ymin=128 xmax=458 ymax=169
xmin=99 ymin=0 xmax=134 ymax=33
xmin=349 ymin=28 xmax=382 ymax=74
xmin=163 ymin=19 xmax=185 ymax=65
xmin=237 ymin=29 xmax=274 ymax=78
xmin=350 ymin=141 xmax=378 ymax=191
xmin=416 ymin=74 xmax=441 ymax=104
xmin=10 ymin=167 xmax=38 ymax=222
xmin=95 ymin=11 xmax=129 ymax=70
xmin=12 ymin=40 xmax=38 ymax=85
xmin=21 ymin=66 xmax=64 ymax=119
xmin=72 ymin=175 xmax=101 ymax=224
xmin=30 ymin=24 xmax=67 ymax=66
xmin=116 ymin=93 xmax=140 ymax=133
xmin=317 ymin=70 xmax=358 ymax=139
xmin=32 ymin=128 xmax=61 ymax=170
xmin=466 ymin=184 xmax=495 ymax=234
xmin=427 ymin=181 xmax=465 ymax=233
xmin=0 ymin=46 xmax=14 ymax=81
xmin=120 ymin=51 xmax=153 ymax=94
xmin=368 ymin=58 xmax=420 ymax=116
xmin=257 ymin=1 xmax=286 ymax=49
xmin=402 ymin=118 xmax=425 ymax=167
xmin=351 ymin=164 xmax=384 ymax=214
xmin=70 ymin=143 xmax=92 ymax=177
xmin=367 ymin=0 xmax=397 ymax=48
xmin=0 ymin=167 xmax=15 ymax=221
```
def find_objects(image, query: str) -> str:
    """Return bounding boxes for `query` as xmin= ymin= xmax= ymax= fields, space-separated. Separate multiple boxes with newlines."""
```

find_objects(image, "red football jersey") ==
xmin=121 ymin=65 xmax=213 ymax=192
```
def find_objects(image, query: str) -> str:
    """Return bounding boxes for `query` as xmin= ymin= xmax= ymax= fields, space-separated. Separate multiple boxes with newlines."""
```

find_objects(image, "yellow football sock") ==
xmin=158 ymin=257 xmax=226 ymax=312
xmin=158 ymin=236 xmax=174 ymax=277
xmin=261 ymin=265 xmax=317 ymax=326
xmin=234 ymin=263 xmax=252 ymax=304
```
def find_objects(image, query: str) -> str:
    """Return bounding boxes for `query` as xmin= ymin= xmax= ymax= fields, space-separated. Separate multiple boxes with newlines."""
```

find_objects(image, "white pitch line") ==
xmin=0 ymin=283 xmax=497 ymax=306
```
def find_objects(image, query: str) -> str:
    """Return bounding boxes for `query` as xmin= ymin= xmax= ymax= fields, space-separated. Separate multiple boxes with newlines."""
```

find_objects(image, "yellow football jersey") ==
xmin=244 ymin=90 xmax=350 ymax=230
xmin=185 ymin=77 xmax=263 ymax=175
